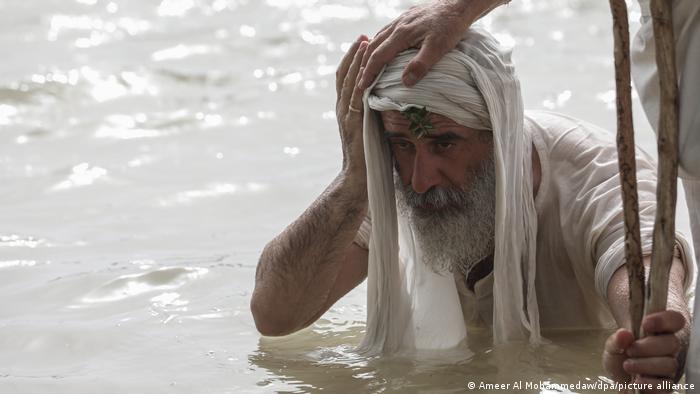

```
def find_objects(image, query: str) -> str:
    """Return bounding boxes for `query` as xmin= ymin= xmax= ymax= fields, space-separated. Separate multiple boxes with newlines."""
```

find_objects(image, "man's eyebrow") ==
xmin=424 ymin=131 xmax=463 ymax=140
xmin=383 ymin=131 xmax=465 ymax=140
xmin=383 ymin=131 xmax=409 ymax=138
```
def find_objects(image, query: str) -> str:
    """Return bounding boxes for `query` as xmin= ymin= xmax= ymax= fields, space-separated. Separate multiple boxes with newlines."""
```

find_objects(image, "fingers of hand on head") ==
xmin=403 ymin=38 xmax=449 ymax=86
xmin=347 ymin=66 xmax=365 ymax=118
xmin=339 ymin=42 xmax=367 ymax=119
xmin=372 ymin=5 xmax=421 ymax=45
xmin=358 ymin=26 xmax=391 ymax=80
xmin=337 ymin=35 xmax=367 ymax=98
xmin=360 ymin=15 xmax=424 ymax=89
xmin=361 ymin=27 xmax=415 ymax=88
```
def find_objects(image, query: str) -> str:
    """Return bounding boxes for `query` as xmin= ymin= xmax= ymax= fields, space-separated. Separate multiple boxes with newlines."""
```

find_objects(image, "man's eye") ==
xmin=435 ymin=141 xmax=454 ymax=151
xmin=392 ymin=140 xmax=413 ymax=150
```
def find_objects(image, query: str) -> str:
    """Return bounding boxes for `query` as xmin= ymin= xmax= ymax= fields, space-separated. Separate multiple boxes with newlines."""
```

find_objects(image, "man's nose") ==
xmin=410 ymin=150 xmax=442 ymax=194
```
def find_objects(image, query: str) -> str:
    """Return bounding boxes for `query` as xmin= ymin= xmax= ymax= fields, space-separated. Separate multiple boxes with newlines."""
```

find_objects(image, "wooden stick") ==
xmin=645 ymin=0 xmax=679 ymax=317
xmin=609 ymin=0 xmax=646 ymax=340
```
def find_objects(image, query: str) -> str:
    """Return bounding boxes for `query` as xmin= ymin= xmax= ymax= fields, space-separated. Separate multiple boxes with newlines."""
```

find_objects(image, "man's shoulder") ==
xmin=524 ymin=110 xmax=615 ymax=151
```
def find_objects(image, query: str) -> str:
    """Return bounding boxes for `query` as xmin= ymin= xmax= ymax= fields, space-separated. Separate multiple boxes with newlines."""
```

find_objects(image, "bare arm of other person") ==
xmin=603 ymin=256 xmax=690 ymax=392
xmin=250 ymin=36 xmax=371 ymax=336
xmin=358 ymin=0 xmax=510 ymax=89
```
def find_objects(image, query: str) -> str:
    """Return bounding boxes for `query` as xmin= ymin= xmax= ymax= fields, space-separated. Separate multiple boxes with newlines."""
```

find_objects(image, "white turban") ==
xmin=357 ymin=28 xmax=542 ymax=355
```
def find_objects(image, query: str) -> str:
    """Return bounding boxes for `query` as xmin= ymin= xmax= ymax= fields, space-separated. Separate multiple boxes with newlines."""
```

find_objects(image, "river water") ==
xmin=0 ymin=0 xmax=692 ymax=393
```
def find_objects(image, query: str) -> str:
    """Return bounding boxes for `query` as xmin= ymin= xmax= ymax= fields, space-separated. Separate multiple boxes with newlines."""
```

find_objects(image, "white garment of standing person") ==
xmin=631 ymin=0 xmax=700 ymax=389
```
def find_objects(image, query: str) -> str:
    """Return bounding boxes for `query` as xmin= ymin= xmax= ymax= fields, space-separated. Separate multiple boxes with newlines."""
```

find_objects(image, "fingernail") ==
xmin=404 ymin=72 xmax=418 ymax=86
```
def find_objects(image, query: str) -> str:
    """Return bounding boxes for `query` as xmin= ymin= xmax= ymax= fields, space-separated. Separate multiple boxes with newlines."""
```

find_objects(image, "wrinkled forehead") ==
xmin=379 ymin=110 xmax=476 ymax=135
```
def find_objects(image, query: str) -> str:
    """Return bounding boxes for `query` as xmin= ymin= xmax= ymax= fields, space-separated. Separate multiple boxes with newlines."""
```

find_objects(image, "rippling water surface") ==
xmin=0 ymin=0 xmax=692 ymax=393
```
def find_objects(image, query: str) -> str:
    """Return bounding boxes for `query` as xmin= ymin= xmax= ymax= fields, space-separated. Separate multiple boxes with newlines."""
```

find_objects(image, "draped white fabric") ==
xmin=357 ymin=28 xmax=542 ymax=355
xmin=631 ymin=0 xmax=700 ymax=389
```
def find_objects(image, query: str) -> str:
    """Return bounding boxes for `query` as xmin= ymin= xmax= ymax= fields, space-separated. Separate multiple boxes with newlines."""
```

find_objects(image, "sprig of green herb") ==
xmin=401 ymin=107 xmax=433 ymax=138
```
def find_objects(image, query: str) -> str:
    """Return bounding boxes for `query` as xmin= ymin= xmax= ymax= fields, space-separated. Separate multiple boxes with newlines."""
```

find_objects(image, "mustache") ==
xmin=393 ymin=155 xmax=495 ymax=221
xmin=397 ymin=183 xmax=469 ymax=213
xmin=393 ymin=156 xmax=496 ymax=275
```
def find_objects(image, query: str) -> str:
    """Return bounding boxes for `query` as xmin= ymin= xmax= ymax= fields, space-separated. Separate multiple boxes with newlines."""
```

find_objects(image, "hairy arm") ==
xmin=251 ymin=172 xmax=368 ymax=336
xmin=251 ymin=37 xmax=371 ymax=337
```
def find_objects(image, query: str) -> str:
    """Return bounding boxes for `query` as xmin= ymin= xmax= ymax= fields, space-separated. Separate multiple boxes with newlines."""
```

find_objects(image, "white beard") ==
xmin=394 ymin=156 xmax=496 ymax=276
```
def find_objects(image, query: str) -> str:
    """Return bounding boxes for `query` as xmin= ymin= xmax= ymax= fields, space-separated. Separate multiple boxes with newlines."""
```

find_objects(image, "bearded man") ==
xmin=251 ymin=28 xmax=694 ymax=388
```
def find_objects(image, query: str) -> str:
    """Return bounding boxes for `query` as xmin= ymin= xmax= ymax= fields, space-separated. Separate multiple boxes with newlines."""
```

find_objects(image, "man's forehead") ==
xmin=380 ymin=110 xmax=472 ymax=134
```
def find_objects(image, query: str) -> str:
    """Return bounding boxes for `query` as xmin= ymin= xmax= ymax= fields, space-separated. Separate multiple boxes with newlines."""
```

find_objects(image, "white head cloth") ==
xmin=357 ymin=28 xmax=542 ymax=355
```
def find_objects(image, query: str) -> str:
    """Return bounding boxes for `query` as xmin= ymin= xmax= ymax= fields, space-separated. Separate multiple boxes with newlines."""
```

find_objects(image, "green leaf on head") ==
xmin=401 ymin=107 xmax=434 ymax=138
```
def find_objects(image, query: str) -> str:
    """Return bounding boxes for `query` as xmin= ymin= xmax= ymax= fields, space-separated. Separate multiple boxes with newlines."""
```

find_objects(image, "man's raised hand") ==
xmin=357 ymin=0 xmax=505 ymax=89
xmin=336 ymin=35 xmax=369 ymax=174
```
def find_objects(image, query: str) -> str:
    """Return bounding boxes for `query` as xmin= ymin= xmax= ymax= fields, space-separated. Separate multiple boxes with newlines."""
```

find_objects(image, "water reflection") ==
xmin=300 ymin=5 xmax=368 ymax=23
xmin=0 ymin=235 xmax=46 ymax=248
xmin=283 ymin=146 xmax=300 ymax=157
xmin=239 ymin=25 xmax=256 ymax=38
xmin=47 ymin=14 xmax=151 ymax=46
xmin=96 ymin=114 xmax=163 ymax=139
xmin=127 ymin=154 xmax=155 ymax=168
xmin=0 ymin=104 xmax=18 ymax=125
xmin=157 ymin=0 xmax=196 ymax=17
xmin=51 ymin=162 xmax=108 ymax=191
xmin=152 ymin=44 xmax=221 ymax=62
xmin=79 ymin=67 xmax=159 ymax=102
xmin=595 ymin=90 xmax=616 ymax=110
xmin=157 ymin=182 xmax=267 ymax=207
xmin=541 ymin=90 xmax=572 ymax=110
xmin=0 ymin=260 xmax=38 ymax=269
xmin=81 ymin=266 xmax=208 ymax=303
xmin=249 ymin=327 xmax=613 ymax=393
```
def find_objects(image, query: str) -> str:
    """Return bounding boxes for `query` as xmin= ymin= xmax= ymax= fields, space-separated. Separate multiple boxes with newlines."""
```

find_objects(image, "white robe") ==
xmin=631 ymin=0 xmax=700 ymax=388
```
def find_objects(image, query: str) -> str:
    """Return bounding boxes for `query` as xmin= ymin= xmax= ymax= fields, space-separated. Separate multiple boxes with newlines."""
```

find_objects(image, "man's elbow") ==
xmin=250 ymin=295 xmax=299 ymax=337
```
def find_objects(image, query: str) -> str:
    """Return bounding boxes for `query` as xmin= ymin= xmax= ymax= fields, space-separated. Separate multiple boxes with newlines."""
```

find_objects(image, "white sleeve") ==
xmin=549 ymin=120 xmax=694 ymax=301
xmin=592 ymin=157 xmax=695 ymax=301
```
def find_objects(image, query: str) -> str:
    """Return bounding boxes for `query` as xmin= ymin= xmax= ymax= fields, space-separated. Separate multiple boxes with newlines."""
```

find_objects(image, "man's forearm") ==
xmin=608 ymin=257 xmax=688 ymax=326
xmin=455 ymin=0 xmax=511 ymax=25
xmin=251 ymin=169 xmax=367 ymax=335
xmin=666 ymin=259 xmax=691 ymax=380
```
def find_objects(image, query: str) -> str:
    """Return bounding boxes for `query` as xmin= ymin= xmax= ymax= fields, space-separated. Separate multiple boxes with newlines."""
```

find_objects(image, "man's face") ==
xmin=381 ymin=110 xmax=493 ymax=209
xmin=381 ymin=110 xmax=496 ymax=274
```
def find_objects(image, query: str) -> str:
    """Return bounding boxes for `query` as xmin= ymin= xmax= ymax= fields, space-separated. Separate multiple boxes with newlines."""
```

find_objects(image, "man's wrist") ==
xmin=454 ymin=0 xmax=510 ymax=24
xmin=340 ymin=162 xmax=367 ymax=194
